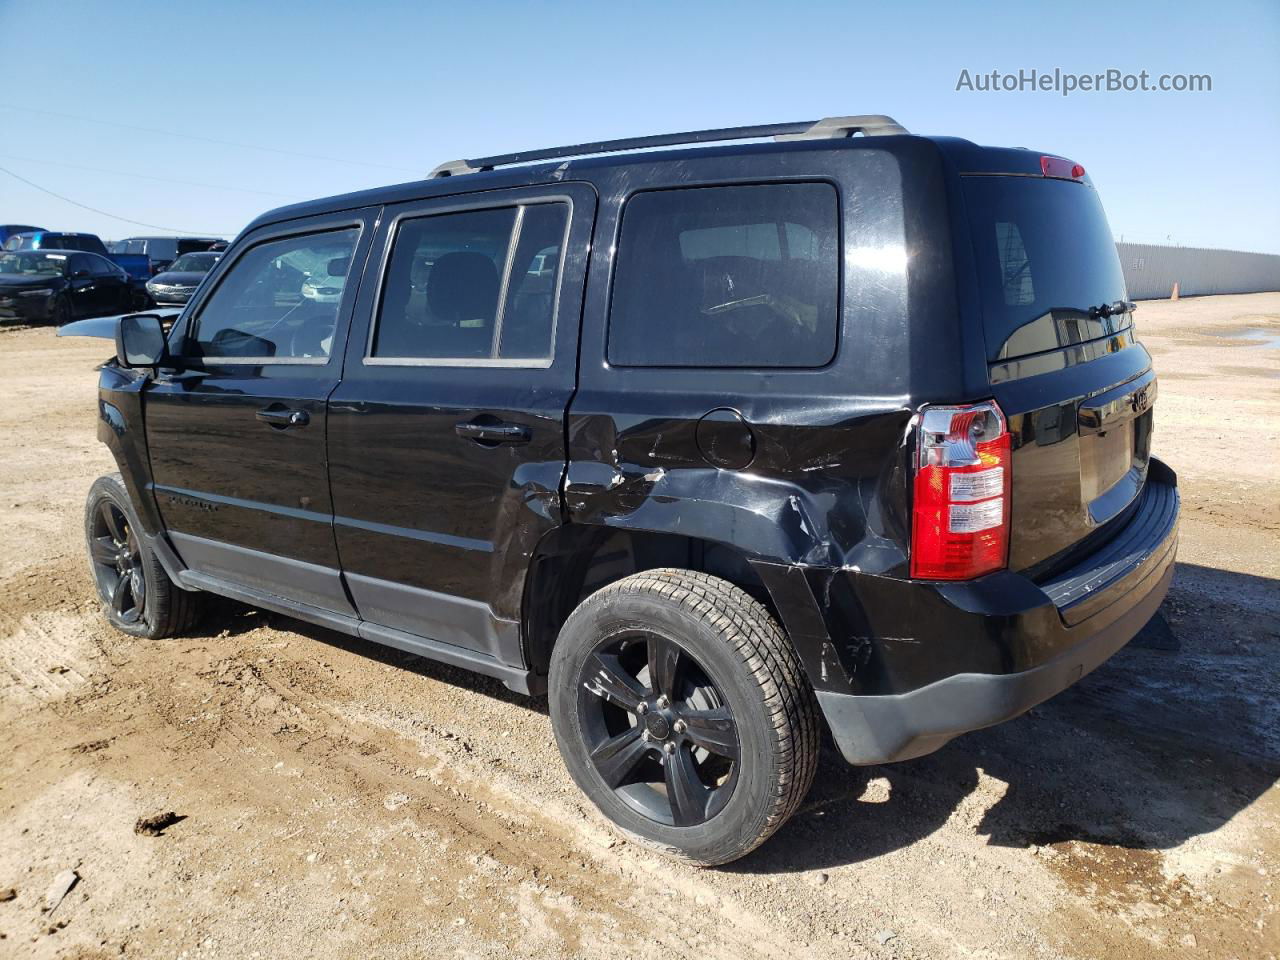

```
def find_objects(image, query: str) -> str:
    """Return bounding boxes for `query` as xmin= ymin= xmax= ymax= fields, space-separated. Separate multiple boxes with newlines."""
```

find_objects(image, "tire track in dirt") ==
xmin=12 ymin=617 xmax=837 ymax=960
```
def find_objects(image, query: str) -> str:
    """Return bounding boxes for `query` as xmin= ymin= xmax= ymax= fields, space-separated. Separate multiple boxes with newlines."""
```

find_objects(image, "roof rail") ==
xmin=427 ymin=114 xmax=908 ymax=178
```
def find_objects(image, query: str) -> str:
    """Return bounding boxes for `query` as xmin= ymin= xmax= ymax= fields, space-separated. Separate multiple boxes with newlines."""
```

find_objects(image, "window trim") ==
xmin=363 ymin=194 xmax=573 ymax=369
xmin=604 ymin=180 xmax=843 ymax=371
xmin=184 ymin=219 xmax=364 ymax=367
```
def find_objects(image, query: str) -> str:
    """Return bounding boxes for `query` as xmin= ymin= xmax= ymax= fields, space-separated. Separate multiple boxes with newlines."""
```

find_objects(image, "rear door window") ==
xmin=371 ymin=201 xmax=568 ymax=363
xmin=607 ymin=183 xmax=839 ymax=368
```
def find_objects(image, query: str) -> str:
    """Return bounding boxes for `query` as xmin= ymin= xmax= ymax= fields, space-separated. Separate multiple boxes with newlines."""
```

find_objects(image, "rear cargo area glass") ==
xmin=963 ymin=177 xmax=1127 ymax=361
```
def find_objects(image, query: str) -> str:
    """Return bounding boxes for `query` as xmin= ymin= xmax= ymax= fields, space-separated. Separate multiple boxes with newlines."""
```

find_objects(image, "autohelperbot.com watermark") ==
xmin=955 ymin=68 xmax=1212 ymax=96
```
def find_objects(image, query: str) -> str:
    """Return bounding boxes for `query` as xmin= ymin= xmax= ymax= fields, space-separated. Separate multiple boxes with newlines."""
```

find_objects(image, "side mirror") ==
xmin=116 ymin=313 xmax=168 ymax=369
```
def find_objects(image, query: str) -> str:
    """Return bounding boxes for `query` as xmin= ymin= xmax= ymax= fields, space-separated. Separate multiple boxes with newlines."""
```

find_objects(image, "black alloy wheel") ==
xmin=83 ymin=474 xmax=205 ymax=639
xmin=550 ymin=569 xmax=819 ymax=865
xmin=578 ymin=628 xmax=739 ymax=827
xmin=89 ymin=498 xmax=145 ymax=623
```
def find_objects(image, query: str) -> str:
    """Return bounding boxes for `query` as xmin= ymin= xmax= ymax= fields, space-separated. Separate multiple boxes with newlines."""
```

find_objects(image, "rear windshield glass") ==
xmin=963 ymin=177 xmax=1127 ymax=361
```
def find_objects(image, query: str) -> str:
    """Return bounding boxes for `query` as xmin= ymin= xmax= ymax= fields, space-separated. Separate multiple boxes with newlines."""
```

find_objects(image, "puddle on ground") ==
xmin=1226 ymin=327 xmax=1280 ymax=349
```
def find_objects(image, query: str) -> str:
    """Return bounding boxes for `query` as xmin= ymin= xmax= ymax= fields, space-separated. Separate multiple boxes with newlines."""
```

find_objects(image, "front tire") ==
xmin=51 ymin=294 xmax=71 ymax=326
xmin=549 ymin=569 xmax=819 ymax=866
xmin=84 ymin=474 xmax=204 ymax=639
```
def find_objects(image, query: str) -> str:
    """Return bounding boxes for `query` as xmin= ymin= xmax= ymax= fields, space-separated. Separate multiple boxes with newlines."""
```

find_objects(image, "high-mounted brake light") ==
xmin=1040 ymin=155 xmax=1085 ymax=180
xmin=910 ymin=401 xmax=1011 ymax=580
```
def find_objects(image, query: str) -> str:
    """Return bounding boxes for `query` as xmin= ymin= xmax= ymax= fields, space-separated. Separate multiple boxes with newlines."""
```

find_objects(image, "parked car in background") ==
xmin=299 ymin=255 xmax=348 ymax=303
xmin=0 ymin=224 xmax=45 ymax=247
xmin=146 ymin=251 xmax=222 ymax=304
xmin=0 ymin=249 xmax=142 ymax=324
xmin=110 ymin=236 xmax=223 ymax=276
xmin=7 ymin=231 xmax=152 ymax=282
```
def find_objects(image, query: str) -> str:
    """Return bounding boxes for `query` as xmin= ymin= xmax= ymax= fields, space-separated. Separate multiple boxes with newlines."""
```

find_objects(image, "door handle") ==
xmin=455 ymin=420 xmax=531 ymax=445
xmin=257 ymin=407 xmax=310 ymax=428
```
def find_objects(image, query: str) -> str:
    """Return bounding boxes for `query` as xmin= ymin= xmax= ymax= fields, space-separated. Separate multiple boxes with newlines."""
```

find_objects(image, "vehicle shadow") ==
xmin=195 ymin=561 xmax=1278 ymax=874
xmin=733 ymin=561 xmax=1280 ymax=873
xmin=199 ymin=595 xmax=546 ymax=713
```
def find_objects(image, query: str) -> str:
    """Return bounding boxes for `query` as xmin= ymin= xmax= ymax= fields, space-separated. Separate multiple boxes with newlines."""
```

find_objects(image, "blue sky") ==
xmin=1 ymin=0 xmax=1277 ymax=252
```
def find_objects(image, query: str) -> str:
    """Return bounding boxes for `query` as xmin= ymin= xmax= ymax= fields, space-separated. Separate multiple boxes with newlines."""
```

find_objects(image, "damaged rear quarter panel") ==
xmin=560 ymin=139 xmax=978 ymax=693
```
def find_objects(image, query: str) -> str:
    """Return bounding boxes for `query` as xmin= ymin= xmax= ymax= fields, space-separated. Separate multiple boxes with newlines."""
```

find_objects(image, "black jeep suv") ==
xmin=65 ymin=116 xmax=1179 ymax=866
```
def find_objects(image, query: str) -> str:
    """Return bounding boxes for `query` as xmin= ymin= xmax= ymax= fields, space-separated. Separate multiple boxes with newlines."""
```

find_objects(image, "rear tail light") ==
xmin=910 ymin=401 xmax=1011 ymax=580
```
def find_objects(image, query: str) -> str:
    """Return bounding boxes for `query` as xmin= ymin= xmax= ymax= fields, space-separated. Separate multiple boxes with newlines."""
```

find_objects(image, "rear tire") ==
xmin=84 ymin=474 xmax=204 ymax=639
xmin=549 ymin=569 xmax=819 ymax=866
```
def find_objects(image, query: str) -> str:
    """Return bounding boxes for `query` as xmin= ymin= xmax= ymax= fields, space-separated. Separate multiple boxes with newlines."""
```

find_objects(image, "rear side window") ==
xmin=607 ymin=183 xmax=839 ymax=368
xmin=372 ymin=202 xmax=568 ymax=362
xmin=188 ymin=227 xmax=358 ymax=361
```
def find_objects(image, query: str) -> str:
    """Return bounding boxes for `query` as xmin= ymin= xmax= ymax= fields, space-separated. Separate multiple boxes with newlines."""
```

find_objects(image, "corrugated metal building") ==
xmin=1116 ymin=243 xmax=1280 ymax=300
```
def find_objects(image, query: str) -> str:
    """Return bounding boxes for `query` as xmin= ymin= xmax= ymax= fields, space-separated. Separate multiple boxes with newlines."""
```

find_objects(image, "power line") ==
xmin=0 ymin=153 xmax=306 ymax=201
xmin=0 ymin=163 xmax=233 ymax=235
xmin=0 ymin=102 xmax=418 ymax=174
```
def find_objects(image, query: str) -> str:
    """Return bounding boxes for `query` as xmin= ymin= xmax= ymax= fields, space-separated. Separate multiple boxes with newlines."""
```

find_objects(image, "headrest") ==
xmin=427 ymin=252 xmax=499 ymax=325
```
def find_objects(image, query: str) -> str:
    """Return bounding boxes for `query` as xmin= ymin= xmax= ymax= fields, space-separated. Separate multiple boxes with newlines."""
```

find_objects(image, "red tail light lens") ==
xmin=910 ymin=401 xmax=1011 ymax=580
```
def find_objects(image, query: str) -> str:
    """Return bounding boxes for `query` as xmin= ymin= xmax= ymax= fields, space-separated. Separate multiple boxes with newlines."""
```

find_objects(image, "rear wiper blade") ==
xmin=1089 ymin=300 xmax=1137 ymax=319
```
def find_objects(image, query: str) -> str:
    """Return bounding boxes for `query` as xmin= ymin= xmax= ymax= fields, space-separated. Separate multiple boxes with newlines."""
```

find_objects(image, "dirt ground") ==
xmin=1 ymin=293 xmax=1276 ymax=960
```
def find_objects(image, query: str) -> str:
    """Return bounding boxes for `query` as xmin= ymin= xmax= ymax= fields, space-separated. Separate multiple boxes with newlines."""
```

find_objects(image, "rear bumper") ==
xmin=818 ymin=558 xmax=1173 ymax=763
xmin=795 ymin=459 xmax=1180 ymax=765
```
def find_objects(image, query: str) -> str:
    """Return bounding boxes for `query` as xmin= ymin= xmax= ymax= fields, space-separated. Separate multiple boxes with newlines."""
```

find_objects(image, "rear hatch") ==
xmin=959 ymin=162 xmax=1155 ymax=575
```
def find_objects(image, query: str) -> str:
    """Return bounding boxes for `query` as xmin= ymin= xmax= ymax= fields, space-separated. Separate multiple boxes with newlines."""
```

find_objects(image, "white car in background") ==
xmin=299 ymin=255 xmax=349 ymax=303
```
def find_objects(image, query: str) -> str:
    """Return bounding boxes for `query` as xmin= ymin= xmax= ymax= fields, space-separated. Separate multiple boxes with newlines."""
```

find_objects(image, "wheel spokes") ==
xmin=100 ymin=502 xmax=126 ymax=544
xmin=578 ymin=630 xmax=738 ymax=830
xmin=647 ymin=633 xmax=682 ymax=701
xmin=680 ymin=706 xmax=739 ymax=760
xmin=583 ymin=652 xmax=646 ymax=713
xmin=110 ymin=570 xmax=131 ymax=614
xmin=664 ymin=745 xmax=712 ymax=827
xmin=589 ymin=727 xmax=651 ymax=788
xmin=90 ymin=535 xmax=117 ymax=565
